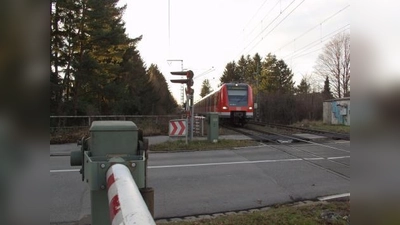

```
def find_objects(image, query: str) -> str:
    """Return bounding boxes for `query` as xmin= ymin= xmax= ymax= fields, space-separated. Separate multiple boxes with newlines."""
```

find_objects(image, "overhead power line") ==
xmin=282 ymin=23 xmax=350 ymax=60
xmin=290 ymin=46 xmax=324 ymax=60
xmin=236 ymin=0 xmax=302 ymax=58
xmin=246 ymin=0 xmax=306 ymax=54
xmin=241 ymin=0 xmax=297 ymax=56
xmin=275 ymin=4 xmax=350 ymax=52
xmin=243 ymin=0 xmax=270 ymax=31
xmin=244 ymin=0 xmax=280 ymax=44
xmin=194 ymin=67 xmax=215 ymax=80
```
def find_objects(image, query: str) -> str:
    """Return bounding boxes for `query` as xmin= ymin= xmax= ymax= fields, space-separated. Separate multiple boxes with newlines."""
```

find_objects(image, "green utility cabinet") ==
xmin=90 ymin=121 xmax=139 ymax=156
xmin=207 ymin=113 xmax=219 ymax=142
xmin=70 ymin=120 xmax=152 ymax=225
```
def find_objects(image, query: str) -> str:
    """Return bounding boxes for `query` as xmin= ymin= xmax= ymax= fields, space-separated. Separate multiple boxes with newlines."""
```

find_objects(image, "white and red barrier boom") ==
xmin=106 ymin=164 xmax=156 ymax=225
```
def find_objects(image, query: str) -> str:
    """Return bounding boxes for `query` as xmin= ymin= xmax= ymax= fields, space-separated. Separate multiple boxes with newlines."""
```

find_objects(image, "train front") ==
xmin=222 ymin=83 xmax=254 ymax=125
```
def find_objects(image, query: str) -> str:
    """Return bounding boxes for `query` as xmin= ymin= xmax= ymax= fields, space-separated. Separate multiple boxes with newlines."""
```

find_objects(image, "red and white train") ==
xmin=194 ymin=83 xmax=254 ymax=125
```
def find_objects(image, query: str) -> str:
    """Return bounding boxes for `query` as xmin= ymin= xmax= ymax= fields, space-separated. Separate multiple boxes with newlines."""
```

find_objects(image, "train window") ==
xmin=227 ymin=89 xmax=248 ymax=106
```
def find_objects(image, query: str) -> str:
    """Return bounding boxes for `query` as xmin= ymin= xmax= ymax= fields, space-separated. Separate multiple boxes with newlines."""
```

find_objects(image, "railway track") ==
xmin=249 ymin=121 xmax=350 ymax=140
xmin=223 ymin=124 xmax=350 ymax=180
xmin=155 ymin=125 xmax=350 ymax=222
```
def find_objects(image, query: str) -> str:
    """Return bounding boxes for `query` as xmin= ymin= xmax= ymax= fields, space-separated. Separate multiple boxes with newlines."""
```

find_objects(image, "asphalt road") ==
xmin=50 ymin=139 xmax=350 ymax=223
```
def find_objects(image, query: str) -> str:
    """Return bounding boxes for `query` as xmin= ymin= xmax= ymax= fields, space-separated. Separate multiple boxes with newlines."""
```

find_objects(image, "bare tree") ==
xmin=300 ymin=73 xmax=323 ymax=93
xmin=315 ymin=32 xmax=350 ymax=98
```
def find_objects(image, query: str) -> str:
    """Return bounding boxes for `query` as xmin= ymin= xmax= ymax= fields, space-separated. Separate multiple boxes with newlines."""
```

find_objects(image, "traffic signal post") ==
xmin=170 ymin=70 xmax=194 ymax=142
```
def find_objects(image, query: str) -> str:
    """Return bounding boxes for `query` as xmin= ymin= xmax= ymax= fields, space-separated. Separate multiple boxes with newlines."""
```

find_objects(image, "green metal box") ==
xmin=207 ymin=113 xmax=219 ymax=142
xmin=89 ymin=121 xmax=139 ymax=156
xmin=82 ymin=121 xmax=145 ymax=191
xmin=71 ymin=120 xmax=150 ymax=225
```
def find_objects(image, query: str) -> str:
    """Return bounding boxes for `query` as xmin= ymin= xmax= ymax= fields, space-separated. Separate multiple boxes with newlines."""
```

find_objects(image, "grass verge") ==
xmin=150 ymin=139 xmax=260 ymax=152
xmin=157 ymin=200 xmax=350 ymax=225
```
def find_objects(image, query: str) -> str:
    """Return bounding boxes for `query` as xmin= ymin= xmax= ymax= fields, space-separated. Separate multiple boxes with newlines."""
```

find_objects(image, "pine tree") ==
xmin=51 ymin=0 xmax=83 ymax=114
xmin=260 ymin=53 xmax=294 ymax=94
xmin=148 ymin=64 xmax=178 ymax=114
xmin=114 ymin=41 xmax=158 ymax=115
xmin=251 ymin=53 xmax=262 ymax=91
xmin=220 ymin=61 xmax=239 ymax=85
xmin=50 ymin=0 xmax=61 ymax=115
xmin=236 ymin=55 xmax=249 ymax=83
xmin=51 ymin=0 xmax=133 ymax=115
xmin=296 ymin=78 xmax=310 ymax=94
xmin=200 ymin=79 xmax=213 ymax=98
xmin=76 ymin=0 xmax=131 ymax=114
xmin=52 ymin=0 xmax=182 ymax=116
xmin=322 ymin=76 xmax=333 ymax=100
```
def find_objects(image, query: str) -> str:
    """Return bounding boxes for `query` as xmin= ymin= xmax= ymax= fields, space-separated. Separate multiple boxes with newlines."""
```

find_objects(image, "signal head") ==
xmin=186 ymin=70 xmax=194 ymax=79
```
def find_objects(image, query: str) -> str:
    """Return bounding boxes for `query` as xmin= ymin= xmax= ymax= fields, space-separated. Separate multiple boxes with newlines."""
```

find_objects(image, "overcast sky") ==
xmin=118 ymin=0 xmax=350 ymax=103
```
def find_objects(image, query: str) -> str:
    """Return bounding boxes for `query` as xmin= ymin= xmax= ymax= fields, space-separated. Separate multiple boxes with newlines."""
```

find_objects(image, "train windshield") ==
xmin=227 ymin=86 xmax=248 ymax=106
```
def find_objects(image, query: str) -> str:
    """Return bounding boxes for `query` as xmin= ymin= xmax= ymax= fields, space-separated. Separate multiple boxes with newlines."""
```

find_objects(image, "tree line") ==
xmin=50 ymin=0 xmax=350 ymax=124
xmin=199 ymin=32 xmax=350 ymax=124
xmin=50 ymin=0 xmax=178 ymax=116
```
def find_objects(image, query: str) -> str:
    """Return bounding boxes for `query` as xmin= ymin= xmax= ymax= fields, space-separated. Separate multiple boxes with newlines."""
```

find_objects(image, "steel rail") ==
xmin=224 ymin=125 xmax=350 ymax=180
xmin=249 ymin=121 xmax=350 ymax=140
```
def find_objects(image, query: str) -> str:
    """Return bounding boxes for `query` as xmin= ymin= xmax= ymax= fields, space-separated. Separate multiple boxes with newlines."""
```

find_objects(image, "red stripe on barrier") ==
xmin=107 ymin=173 xmax=115 ymax=190
xmin=109 ymin=194 xmax=121 ymax=221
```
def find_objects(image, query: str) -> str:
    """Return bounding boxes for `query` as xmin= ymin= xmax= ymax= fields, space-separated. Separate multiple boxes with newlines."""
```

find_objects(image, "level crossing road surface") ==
xmin=50 ymin=137 xmax=350 ymax=224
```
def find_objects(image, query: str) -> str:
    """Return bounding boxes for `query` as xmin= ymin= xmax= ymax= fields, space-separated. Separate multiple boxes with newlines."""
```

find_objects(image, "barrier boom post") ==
xmin=107 ymin=164 xmax=155 ymax=225
xmin=70 ymin=121 xmax=155 ymax=225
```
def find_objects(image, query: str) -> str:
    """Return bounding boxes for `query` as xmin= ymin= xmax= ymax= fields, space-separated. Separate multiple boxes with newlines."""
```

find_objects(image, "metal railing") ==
xmin=50 ymin=115 xmax=181 ymax=132
xmin=50 ymin=115 xmax=209 ymax=136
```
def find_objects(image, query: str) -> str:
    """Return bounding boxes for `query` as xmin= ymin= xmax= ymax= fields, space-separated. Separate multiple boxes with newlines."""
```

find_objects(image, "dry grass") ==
xmin=50 ymin=128 xmax=89 ymax=144
xmin=157 ymin=200 xmax=350 ymax=225
xmin=292 ymin=120 xmax=350 ymax=134
xmin=150 ymin=139 xmax=259 ymax=152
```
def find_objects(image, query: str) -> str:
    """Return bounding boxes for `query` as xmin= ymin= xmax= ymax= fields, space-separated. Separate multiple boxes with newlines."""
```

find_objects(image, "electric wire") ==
xmin=275 ymin=4 xmax=350 ymax=53
xmin=288 ymin=26 xmax=350 ymax=60
xmin=282 ymin=23 xmax=350 ymax=60
xmin=243 ymin=0 xmax=277 ymax=41
xmin=242 ymin=0 xmax=270 ymax=32
xmin=194 ymin=67 xmax=215 ymax=80
xmin=237 ymin=0 xmax=297 ymax=58
xmin=246 ymin=0 xmax=306 ymax=55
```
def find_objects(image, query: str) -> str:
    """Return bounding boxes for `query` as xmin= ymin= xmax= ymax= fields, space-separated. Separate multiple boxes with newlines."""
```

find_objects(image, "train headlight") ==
xmin=249 ymin=106 xmax=253 ymax=110
xmin=222 ymin=106 xmax=228 ymax=110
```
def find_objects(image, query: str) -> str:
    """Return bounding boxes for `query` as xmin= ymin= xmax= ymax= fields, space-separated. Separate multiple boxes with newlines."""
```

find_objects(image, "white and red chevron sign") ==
xmin=169 ymin=119 xmax=187 ymax=136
